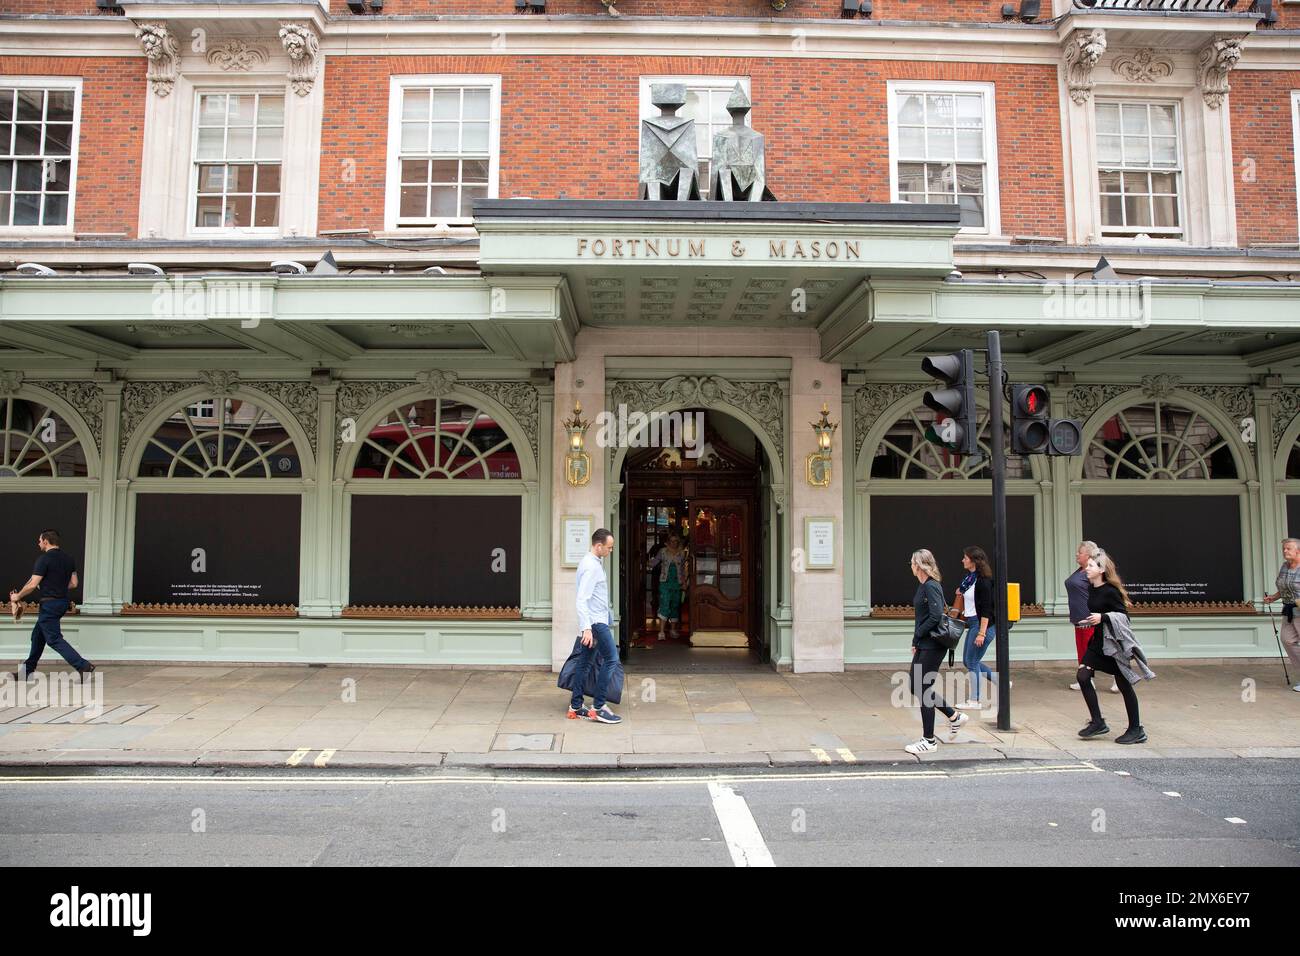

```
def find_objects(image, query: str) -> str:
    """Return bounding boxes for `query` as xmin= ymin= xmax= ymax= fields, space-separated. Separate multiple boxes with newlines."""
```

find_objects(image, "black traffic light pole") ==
xmin=987 ymin=330 xmax=1013 ymax=732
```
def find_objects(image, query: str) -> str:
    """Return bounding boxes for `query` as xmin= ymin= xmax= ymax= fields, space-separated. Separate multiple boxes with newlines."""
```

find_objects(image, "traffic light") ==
xmin=1011 ymin=384 xmax=1050 ymax=455
xmin=1010 ymin=383 xmax=1083 ymax=456
xmin=921 ymin=350 xmax=977 ymax=457
xmin=1046 ymin=417 xmax=1083 ymax=456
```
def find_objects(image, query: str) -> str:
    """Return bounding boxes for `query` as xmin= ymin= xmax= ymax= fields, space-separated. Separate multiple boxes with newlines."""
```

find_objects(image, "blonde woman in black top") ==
xmin=1075 ymin=549 xmax=1146 ymax=744
xmin=904 ymin=548 xmax=969 ymax=755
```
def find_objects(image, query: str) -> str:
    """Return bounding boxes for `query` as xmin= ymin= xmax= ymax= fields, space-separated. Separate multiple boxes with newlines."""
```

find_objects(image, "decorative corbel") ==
xmin=134 ymin=22 xmax=180 ymax=98
xmin=1197 ymin=34 xmax=1247 ymax=110
xmin=279 ymin=22 xmax=321 ymax=97
xmin=1063 ymin=28 xmax=1106 ymax=106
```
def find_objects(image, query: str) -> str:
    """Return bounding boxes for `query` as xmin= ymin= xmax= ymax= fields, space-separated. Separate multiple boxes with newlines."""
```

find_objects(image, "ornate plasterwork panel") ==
xmin=1111 ymin=48 xmax=1175 ymax=84
xmin=609 ymin=375 xmax=785 ymax=469
xmin=852 ymin=384 xmax=917 ymax=458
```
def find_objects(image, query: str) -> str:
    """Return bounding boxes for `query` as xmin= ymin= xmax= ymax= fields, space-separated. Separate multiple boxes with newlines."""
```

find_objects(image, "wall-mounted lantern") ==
xmin=806 ymin=401 xmax=837 ymax=487
xmin=564 ymin=400 xmax=592 ymax=487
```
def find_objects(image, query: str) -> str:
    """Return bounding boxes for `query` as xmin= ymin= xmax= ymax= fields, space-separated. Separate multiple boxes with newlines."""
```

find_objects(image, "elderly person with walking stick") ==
xmin=1263 ymin=537 xmax=1300 ymax=693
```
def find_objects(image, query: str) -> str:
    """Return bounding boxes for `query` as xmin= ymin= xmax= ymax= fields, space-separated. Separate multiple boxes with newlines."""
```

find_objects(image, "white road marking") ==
xmin=1113 ymin=770 xmax=1131 ymax=776
xmin=314 ymin=749 xmax=337 ymax=768
xmin=707 ymin=782 xmax=775 ymax=868
xmin=285 ymin=748 xmax=310 ymax=767
xmin=1163 ymin=791 xmax=1181 ymax=797
xmin=809 ymin=747 xmax=832 ymax=764
xmin=836 ymin=748 xmax=856 ymax=763
xmin=1225 ymin=817 xmax=1247 ymax=824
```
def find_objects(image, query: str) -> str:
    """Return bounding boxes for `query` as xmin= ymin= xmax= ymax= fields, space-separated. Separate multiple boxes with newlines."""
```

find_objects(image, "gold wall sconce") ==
xmin=806 ymin=401 xmax=837 ymax=487
xmin=563 ymin=400 xmax=592 ymax=487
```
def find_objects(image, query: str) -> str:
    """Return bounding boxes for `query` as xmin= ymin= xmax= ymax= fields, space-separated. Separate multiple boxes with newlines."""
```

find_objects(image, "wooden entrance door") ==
xmin=689 ymin=499 xmax=750 ymax=635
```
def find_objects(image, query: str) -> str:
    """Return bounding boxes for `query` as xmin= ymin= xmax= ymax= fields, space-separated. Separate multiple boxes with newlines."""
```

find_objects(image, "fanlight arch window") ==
xmin=1082 ymin=400 xmax=1237 ymax=480
xmin=352 ymin=398 xmax=520 ymax=480
xmin=1286 ymin=424 xmax=1300 ymax=480
xmin=0 ymin=398 xmax=87 ymax=478
xmin=138 ymin=397 xmax=300 ymax=478
xmin=870 ymin=405 xmax=1028 ymax=480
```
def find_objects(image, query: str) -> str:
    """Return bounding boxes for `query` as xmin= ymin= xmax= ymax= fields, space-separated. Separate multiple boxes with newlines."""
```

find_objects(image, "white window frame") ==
xmin=638 ymin=75 xmax=751 ymax=197
xmin=384 ymin=74 xmax=501 ymax=232
xmin=1292 ymin=91 xmax=1300 ymax=243
xmin=0 ymin=76 xmax=81 ymax=237
xmin=187 ymin=89 xmax=285 ymax=237
xmin=1094 ymin=98 xmax=1186 ymax=242
xmin=886 ymin=79 xmax=1001 ymax=239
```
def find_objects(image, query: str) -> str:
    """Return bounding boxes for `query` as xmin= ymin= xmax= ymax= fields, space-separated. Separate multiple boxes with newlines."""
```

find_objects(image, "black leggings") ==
xmin=911 ymin=643 xmax=956 ymax=739
xmin=1077 ymin=655 xmax=1140 ymax=731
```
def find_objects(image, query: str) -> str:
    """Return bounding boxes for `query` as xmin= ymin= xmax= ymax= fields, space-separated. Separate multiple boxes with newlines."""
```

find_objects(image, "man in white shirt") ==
xmin=567 ymin=528 xmax=622 ymax=724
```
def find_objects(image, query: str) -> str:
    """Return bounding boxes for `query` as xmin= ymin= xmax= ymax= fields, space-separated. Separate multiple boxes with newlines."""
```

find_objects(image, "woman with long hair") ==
xmin=1075 ymin=549 xmax=1147 ymax=744
xmin=905 ymin=548 xmax=969 ymax=755
xmin=956 ymin=545 xmax=997 ymax=709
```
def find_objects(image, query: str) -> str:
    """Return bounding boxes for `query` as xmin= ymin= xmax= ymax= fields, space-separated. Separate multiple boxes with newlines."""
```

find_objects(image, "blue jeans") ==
xmin=570 ymin=622 xmax=617 ymax=711
xmin=22 ymin=598 xmax=89 ymax=674
xmin=961 ymin=617 xmax=996 ymax=701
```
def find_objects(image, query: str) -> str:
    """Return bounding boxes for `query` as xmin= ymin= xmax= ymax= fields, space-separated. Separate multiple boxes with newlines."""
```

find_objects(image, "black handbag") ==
xmin=930 ymin=608 xmax=965 ymax=650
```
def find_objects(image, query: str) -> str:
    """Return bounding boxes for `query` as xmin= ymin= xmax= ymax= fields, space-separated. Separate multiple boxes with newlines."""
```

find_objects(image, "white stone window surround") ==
xmin=383 ymin=74 xmax=502 ymax=233
xmin=637 ymin=75 xmax=752 ymax=195
xmin=1063 ymin=68 xmax=1235 ymax=248
xmin=885 ymin=79 xmax=1002 ymax=240
xmin=1292 ymin=90 xmax=1300 ymax=243
xmin=0 ymin=76 xmax=81 ymax=238
xmin=139 ymin=66 xmax=322 ymax=241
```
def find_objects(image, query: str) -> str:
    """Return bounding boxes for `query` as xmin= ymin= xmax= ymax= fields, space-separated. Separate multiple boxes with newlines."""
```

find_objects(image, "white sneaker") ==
xmin=957 ymin=699 xmax=983 ymax=710
xmin=1069 ymin=682 xmax=1081 ymax=690
xmin=904 ymin=737 xmax=938 ymax=755
xmin=947 ymin=712 xmax=970 ymax=733
xmin=1291 ymin=683 xmax=1300 ymax=693
xmin=1109 ymin=681 xmax=1121 ymax=694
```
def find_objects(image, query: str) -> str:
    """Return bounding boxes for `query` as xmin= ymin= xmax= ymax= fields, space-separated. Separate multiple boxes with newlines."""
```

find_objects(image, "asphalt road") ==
xmin=0 ymin=758 xmax=1296 ymax=867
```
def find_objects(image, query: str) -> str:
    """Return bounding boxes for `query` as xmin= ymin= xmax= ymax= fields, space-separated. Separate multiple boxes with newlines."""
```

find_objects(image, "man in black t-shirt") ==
xmin=9 ymin=529 xmax=94 ymax=679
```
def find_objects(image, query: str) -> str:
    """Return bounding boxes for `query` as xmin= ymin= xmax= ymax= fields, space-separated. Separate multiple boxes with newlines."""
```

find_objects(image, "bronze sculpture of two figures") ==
xmin=638 ymin=82 xmax=776 ymax=203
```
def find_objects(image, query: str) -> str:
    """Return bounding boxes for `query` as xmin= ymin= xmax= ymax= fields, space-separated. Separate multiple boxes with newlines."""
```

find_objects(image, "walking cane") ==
xmin=1266 ymin=602 xmax=1292 ymax=686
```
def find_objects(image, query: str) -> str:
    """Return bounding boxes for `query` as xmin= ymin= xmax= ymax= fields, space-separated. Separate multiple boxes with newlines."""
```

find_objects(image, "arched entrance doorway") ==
xmin=617 ymin=408 xmax=768 ymax=670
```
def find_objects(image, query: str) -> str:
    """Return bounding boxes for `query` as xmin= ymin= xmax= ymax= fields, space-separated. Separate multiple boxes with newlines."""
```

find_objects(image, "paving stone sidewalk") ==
xmin=1 ymin=660 xmax=1296 ymax=769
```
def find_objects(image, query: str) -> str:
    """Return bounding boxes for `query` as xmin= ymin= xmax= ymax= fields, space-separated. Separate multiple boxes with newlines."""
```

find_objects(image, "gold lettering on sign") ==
xmin=575 ymin=235 xmax=863 ymax=260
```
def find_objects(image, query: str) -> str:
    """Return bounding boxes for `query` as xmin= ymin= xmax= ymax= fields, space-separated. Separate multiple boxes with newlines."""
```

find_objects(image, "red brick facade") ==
xmin=1229 ymin=69 xmax=1300 ymax=245
xmin=0 ymin=56 xmax=145 ymax=237
xmin=0 ymin=8 xmax=1294 ymax=246
xmin=370 ymin=0 xmax=1003 ymax=19
xmin=319 ymin=55 xmax=1065 ymax=236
